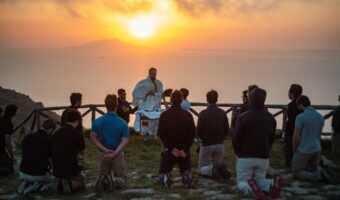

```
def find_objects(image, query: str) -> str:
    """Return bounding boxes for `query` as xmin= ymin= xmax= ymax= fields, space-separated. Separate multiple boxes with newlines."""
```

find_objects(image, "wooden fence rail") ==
xmin=12 ymin=103 xmax=337 ymax=136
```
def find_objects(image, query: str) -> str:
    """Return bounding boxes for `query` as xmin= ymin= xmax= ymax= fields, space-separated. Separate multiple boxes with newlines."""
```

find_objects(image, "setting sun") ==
xmin=128 ymin=15 xmax=157 ymax=39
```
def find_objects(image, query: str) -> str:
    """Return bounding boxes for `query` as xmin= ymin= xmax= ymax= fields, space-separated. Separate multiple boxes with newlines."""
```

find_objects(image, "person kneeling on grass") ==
xmin=18 ymin=119 xmax=56 ymax=194
xmin=91 ymin=94 xmax=129 ymax=192
xmin=158 ymin=90 xmax=196 ymax=189
xmin=233 ymin=88 xmax=282 ymax=199
xmin=197 ymin=90 xmax=231 ymax=181
xmin=52 ymin=110 xmax=86 ymax=194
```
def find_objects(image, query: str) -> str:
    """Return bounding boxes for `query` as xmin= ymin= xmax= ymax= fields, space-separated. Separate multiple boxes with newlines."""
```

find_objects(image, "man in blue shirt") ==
xmin=292 ymin=95 xmax=324 ymax=182
xmin=91 ymin=94 xmax=129 ymax=191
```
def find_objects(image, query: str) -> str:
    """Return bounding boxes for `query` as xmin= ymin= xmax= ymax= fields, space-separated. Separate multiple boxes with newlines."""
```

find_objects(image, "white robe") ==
xmin=132 ymin=77 xmax=164 ymax=135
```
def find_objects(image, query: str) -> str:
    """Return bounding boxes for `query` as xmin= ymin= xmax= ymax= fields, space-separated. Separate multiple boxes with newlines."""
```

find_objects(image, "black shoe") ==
xmin=212 ymin=163 xmax=230 ymax=181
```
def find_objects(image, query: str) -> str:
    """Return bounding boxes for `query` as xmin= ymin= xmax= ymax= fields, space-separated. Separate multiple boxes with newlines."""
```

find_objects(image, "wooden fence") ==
xmin=12 ymin=103 xmax=336 ymax=136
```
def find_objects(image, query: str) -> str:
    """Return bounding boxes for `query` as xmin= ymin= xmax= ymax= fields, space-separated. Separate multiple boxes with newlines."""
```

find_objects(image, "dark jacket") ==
xmin=20 ymin=129 xmax=53 ymax=176
xmin=197 ymin=104 xmax=229 ymax=146
xmin=285 ymin=100 xmax=301 ymax=138
xmin=233 ymin=89 xmax=277 ymax=159
xmin=332 ymin=105 xmax=340 ymax=133
xmin=158 ymin=105 xmax=196 ymax=153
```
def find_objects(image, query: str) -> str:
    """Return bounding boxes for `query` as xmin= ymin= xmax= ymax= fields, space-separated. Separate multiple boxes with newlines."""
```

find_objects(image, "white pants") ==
xmin=236 ymin=157 xmax=273 ymax=196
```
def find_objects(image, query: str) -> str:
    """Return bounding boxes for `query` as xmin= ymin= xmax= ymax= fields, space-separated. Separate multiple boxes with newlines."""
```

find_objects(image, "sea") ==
xmin=1 ymin=42 xmax=339 ymax=131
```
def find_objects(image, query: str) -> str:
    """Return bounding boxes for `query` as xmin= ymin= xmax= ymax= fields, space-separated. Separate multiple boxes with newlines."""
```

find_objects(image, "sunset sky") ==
xmin=1 ymin=0 xmax=339 ymax=49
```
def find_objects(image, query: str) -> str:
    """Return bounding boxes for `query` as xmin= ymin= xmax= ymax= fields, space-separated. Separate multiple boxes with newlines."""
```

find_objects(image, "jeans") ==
xmin=292 ymin=151 xmax=321 ymax=182
xmin=198 ymin=144 xmax=224 ymax=177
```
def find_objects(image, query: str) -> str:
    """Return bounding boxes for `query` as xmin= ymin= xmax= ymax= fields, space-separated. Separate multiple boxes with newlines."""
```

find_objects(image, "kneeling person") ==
xmin=52 ymin=110 xmax=86 ymax=194
xmin=91 ymin=94 xmax=129 ymax=191
xmin=158 ymin=90 xmax=196 ymax=189
xmin=18 ymin=119 xmax=56 ymax=194
xmin=197 ymin=90 xmax=230 ymax=181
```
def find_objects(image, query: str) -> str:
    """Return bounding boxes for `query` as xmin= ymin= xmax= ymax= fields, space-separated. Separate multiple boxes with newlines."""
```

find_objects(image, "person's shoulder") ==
xmin=198 ymin=108 xmax=207 ymax=116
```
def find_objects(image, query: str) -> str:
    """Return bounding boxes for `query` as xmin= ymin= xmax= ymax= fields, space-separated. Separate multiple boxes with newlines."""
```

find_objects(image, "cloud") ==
xmin=103 ymin=0 xmax=154 ymax=14
xmin=0 ymin=0 xmax=329 ymax=18
xmin=171 ymin=0 xmax=324 ymax=16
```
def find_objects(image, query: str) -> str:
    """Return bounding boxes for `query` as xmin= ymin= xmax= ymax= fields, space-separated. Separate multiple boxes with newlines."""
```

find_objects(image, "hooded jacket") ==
xmin=232 ymin=88 xmax=277 ymax=159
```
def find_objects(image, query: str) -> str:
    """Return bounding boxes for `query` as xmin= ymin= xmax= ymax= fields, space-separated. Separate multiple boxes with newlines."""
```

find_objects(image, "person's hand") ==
xmin=179 ymin=150 xmax=187 ymax=158
xmin=103 ymin=151 xmax=117 ymax=161
xmin=147 ymin=90 xmax=155 ymax=96
xmin=171 ymin=148 xmax=181 ymax=157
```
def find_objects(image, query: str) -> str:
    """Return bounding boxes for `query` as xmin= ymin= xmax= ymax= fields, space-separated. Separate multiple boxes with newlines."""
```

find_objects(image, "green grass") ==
xmin=0 ymin=130 xmax=336 ymax=200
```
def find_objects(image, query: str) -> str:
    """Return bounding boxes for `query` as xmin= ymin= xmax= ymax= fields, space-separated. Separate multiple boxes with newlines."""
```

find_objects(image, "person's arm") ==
xmin=292 ymin=128 xmax=301 ymax=153
xmin=5 ymin=134 xmax=15 ymax=164
xmin=269 ymin=118 xmax=277 ymax=149
xmin=232 ymin=117 xmax=244 ymax=156
xmin=103 ymin=138 xmax=129 ymax=161
xmin=185 ymin=114 xmax=196 ymax=152
xmin=224 ymin=113 xmax=229 ymax=137
xmin=197 ymin=112 xmax=204 ymax=139
xmin=90 ymin=132 xmax=113 ymax=153
xmin=158 ymin=114 xmax=174 ymax=150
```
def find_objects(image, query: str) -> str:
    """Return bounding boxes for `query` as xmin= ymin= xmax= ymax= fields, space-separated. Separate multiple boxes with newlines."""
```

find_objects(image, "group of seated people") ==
xmin=0 ymin=83 xmax=339 ymax=199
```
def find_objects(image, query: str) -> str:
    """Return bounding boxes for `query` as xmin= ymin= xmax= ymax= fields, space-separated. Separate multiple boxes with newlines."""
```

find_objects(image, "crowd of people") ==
xmin=0 ymin=67 xmax=339 ymax=199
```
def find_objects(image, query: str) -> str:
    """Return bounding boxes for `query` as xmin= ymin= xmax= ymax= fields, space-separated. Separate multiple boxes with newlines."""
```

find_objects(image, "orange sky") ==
xmin=0 ymin=0 xmax=339 ymax=49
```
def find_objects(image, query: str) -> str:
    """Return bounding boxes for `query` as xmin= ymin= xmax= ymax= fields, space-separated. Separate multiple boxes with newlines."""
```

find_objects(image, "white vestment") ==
xmin=132 ymin=77 xmax=163 ymax=135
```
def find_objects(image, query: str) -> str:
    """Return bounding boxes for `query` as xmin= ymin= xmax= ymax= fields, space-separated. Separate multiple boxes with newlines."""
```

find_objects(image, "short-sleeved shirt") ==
xmin=20 ymin=129 xmax=53 ymax=176
xmin=295 ymin=107 xmax=324 ymax=154
xmin=0 ymin=115 xmax=14 ymax=154
xmin=52 ymin=125 xmax=86 ymax=178
xmin=91 ymin=112 xmax=129 ymax=150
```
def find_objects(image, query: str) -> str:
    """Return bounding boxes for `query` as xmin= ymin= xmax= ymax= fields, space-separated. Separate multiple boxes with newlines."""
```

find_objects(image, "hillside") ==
xmin=0 ymin=86 xmax=60 ymax=136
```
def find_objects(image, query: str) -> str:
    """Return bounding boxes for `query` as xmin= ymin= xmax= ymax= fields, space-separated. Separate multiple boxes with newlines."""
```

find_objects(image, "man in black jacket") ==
xmin=18 ymin=119 xmax=56 ymax=194
xmin=283 ymin=84 xmax=302 ymax=168
xmin=233 ymin=88 xmax=281 ymax=199
xmin=197 ymin=90 xmax=230 ymax=180
xmin=53 ymin=110 xmax=86 ymax=194
xmin=158 ymin=90 xmax=196 ymax=189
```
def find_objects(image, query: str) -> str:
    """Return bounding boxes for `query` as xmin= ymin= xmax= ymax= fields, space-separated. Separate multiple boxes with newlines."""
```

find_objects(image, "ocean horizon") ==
xmin=1 ymin=43 xmax=339 ymax=130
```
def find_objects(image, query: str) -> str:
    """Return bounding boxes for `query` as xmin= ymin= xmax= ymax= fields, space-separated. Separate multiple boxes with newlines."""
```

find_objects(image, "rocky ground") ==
xmin=0 ymin=137 xmax=339 ymax=200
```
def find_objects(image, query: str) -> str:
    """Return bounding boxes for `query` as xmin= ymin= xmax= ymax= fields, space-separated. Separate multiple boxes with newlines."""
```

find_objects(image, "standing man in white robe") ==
xmin=132 ymin=68 xmax=164 ymax=138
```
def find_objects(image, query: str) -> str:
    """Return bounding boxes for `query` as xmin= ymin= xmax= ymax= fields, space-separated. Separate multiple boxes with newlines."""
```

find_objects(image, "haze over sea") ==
xmin=1 ymin=40 xmax=339 ymax=130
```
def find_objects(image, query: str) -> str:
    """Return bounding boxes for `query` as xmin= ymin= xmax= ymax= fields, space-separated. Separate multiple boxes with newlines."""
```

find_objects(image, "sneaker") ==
xmin=247 ymin=179 xmax=265 ymax=200
xmin=269 ymin=175 xmax=282 ymax=198
xmin=161 ymin=173 xmax=174 ymax=189
xmin=181 ymin=170 xmax=193 ymax=188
